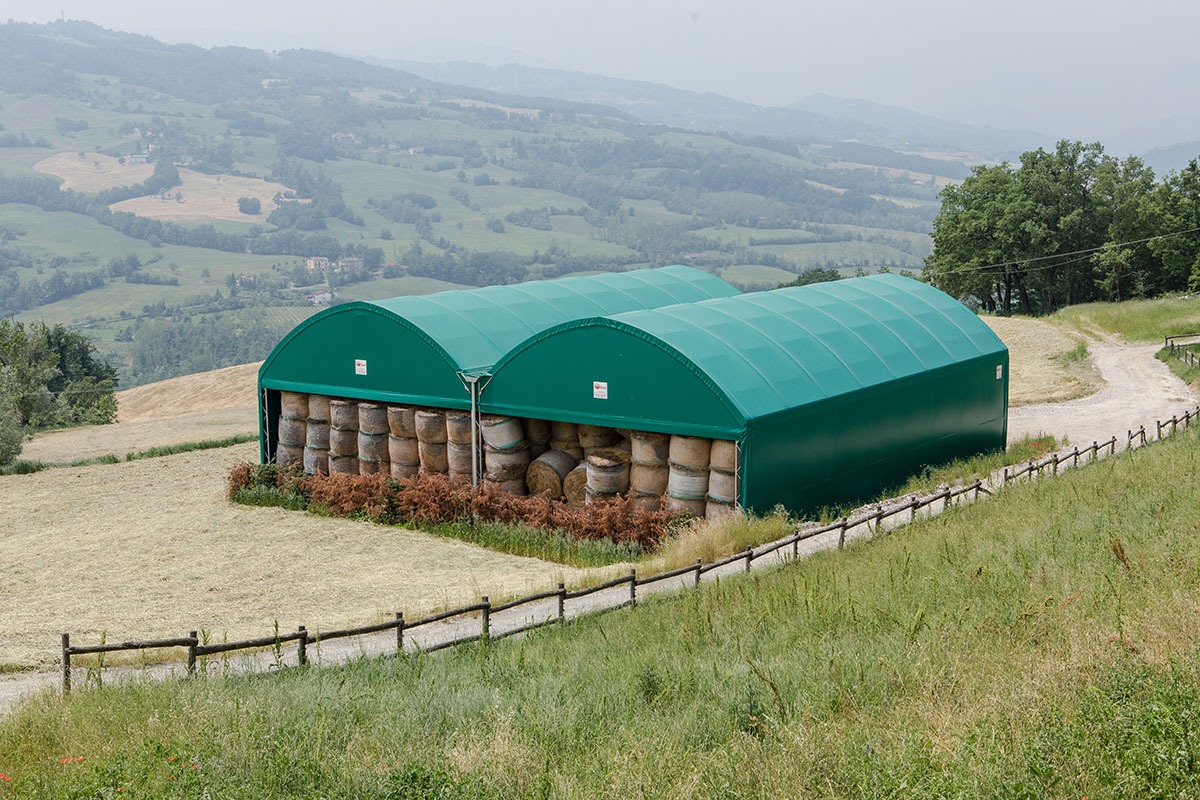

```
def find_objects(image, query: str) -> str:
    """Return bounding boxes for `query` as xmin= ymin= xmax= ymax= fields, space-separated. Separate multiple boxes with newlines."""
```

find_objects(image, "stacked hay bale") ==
xmin=414 ymin=408 xmax=449 ymax=474
xmin=328 ymin=399 xmax=360 ymax=474
xmin=666 ymin=435 xmax=710 ymax=517
xmin=445 ymin=410 xmax=474 ymax=483
xmin=525 ymin=449 xmax=579 ymax=498
xmin=563 ymin=463 xmax=588 ymax=506
xmin=276 ymin=391 xmax=307 ymax=470
xmin=629 ymin=430 xmax=670 ymax=511
xmin=303 ymin=394 xmax=330 ymax=475
xmin=706 ymin=439 xmax=738 ymax=519
xmin=578 ymin=425 xmax=623 ymax=458
xmin=549 ymin=421 xmax=583 ymax=461
xmin=524 ymin=418 xmax=552 ymax=459
xmin=585 ymin=447 xmax=630 ymax=504
xmin=481 ymin=414 xmax=529 ymax=495
xmin=357 ymin=403 xmax=390 ymax=475
xmin=387 ymin=406 xmax=420 ymax=479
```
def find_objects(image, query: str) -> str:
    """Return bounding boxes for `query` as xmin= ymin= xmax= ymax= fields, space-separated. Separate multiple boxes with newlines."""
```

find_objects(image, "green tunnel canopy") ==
xmin=258 ymin=265 xmax=740 ymax=411
xmin=484 ymin=274 xmax=1009 ymax=513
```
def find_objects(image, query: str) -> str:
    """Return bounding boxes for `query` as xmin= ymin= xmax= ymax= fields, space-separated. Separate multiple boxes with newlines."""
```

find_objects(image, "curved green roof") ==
xmin=483 ymin=274 xmax=1008 ymax=434
xmin=257 ymin=265 xmax=739 ymax=408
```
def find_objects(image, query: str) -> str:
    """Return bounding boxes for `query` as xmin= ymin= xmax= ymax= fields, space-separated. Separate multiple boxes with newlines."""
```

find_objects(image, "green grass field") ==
xmin=1054 ymin=294 xmax=1200 ymax=341
xmin=3 ymin=426 xmax=1199 ymax=797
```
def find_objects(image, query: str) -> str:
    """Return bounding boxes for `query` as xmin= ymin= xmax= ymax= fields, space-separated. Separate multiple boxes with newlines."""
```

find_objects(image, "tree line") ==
xmin=926 ymin=140 xmax=1200 ymax=314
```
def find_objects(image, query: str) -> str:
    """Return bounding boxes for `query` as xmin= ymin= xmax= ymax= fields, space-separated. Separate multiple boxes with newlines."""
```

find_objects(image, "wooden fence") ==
xmin=58 ymin=403 xmax=1200 ymax=695
xmin=1165 ymin=333 xmax=1200 ymax=368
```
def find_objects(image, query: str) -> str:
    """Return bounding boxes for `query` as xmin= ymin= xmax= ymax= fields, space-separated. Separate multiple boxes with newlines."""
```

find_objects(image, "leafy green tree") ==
xmin=0 ymin=366 xmax=25 ymax=466
xmin=237 ymin=196 xmax=262 ymax=215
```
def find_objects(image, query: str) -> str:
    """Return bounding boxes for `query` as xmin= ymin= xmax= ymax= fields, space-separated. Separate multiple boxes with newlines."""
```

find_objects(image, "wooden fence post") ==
xmin=557 ymin=582 xmax=566 ymax=620
xmin=61 ymin=633 xmax=71 ymax=695
xmin=874 ymin=505 xmax=884 ymax=533
xmin=695 ymin=559 xmax=703 ymax=587
xmin=838 ymin=518 xmax=849 ymax=550
xmin=1052 ymin=453 xmax=1059 ymax=474
xmin=187 ymin=630 xmax=198 ymax=676
xmin=297 ymin=626 xmax=308 ymax=666
xmin=629 ymin=569 xmax=637 ymax=607
xmin=1073 ymin=447 xmax=1080 ymax=466
xmin=480 ymin=597 xmax=490 ymax=642
xmin=744 ymin=545 xmax=753 ymax=572
xmin=395 ymin=612 xmax=404 ymax=653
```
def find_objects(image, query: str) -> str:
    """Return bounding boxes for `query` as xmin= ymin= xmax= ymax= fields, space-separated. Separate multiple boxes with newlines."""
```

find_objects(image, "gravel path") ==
xmin=3 ymin=341 xmax=1196 ymax=716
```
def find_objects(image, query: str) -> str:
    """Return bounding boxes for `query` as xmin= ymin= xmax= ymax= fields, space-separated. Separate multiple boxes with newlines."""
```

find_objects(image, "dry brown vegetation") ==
xmin=109 ymin=169 xmax=290 ymax=222
xmin=33 ymin=152 xmax=154 ymax=192
xmin=983 ymin=315 xmax=1098 ymax=405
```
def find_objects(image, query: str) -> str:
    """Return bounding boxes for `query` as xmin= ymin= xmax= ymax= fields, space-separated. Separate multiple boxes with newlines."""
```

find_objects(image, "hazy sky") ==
xmin=6 ymin=0 xmax=1199 ymax=152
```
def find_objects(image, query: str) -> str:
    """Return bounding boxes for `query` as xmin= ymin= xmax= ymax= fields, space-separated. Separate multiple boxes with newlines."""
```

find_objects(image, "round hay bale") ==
xmin=414 ymin=409 xmax=447 ymax=443
xmin=278 ymin=417 xmax=306 ymax=448
xmin=387 ymin=406 xmax=417 ymax=438
xmin=329 ymin=454 xmax=359 ymax=475
xmin=307 ymin=394 xmax=330 ymax=423
xmin=390 ymin=460 xmax=419 ymax=480
xmin=445 ymin=411 xmax=473 ymax=445
xmin=303 ymin=445 xmax=328 ymax=475
xmin=358 ymin=458 xmax=385 ymax=475
xmin=586 ymin=447 xmax=630 ymax=494
xmin=486 ymin=477 xmax=528 ymax=496
xmin=667 ymin=464 xmax=709 ymax=500
xmin=705 ymin=498 xmax=737 ymax=521
xmin=418 ymin=440 xmax=449 ymax=474
xmin=329 ymin=427 xmax=358 ymax=458
xmin=330 ymin=399 xmax=358 ymax=430
xmin=358 ymin=431 xmax=389 ymax=465
xmin=550 ymin=420 xmax=578 ymax=441
xmin=305 ymin=420 xmax=329 ymax=449
xmin=664 ymin=494 xmax=706 ymax=517
xmin=358 ymin=403 xmax=389 ymax=435
xmin=630 ymin=430 xmax=670 ymax=464
xmin=709 ymin=439 xmax=737 ymax=473
xmin=585 ymin=485 xmax=621 ymax=505
xmin=523 ymin=418 xmax=551 ymax=446
xmin=447 ymin=441 xmax=473 ymax=476
xmin=631 ymin=461 xmax=669 ymax=496
xmin=485 ymin=443 xmax=531 ymax=482
xmin=276 ymin=443 xmax=303 ymax=469
xmin=549 ymin=439 xmax=584 ymax=461
xmin=630 ymin=491 xmax=662 ymax=512
xmin=528 ymin=440 xmax=548 ymax=459
xmin=578 ymin=425 xmax=621 ymax=449
xmin=480 ymin=415 xmax=524 ymax=450
xmin=669 ymin=435 xmax=711 ymax=470
xmin=280 ymin=391 xmax=309 ymax=420
xmin=388 ymin=435 xmax=419 ymax=464
xmin=707 ymin=469 xmax=737 ymax=504
xmin=526 ymin=449 xmax=579 ymax=498
xmin=563 ymin=464 xmax=588 ymax=507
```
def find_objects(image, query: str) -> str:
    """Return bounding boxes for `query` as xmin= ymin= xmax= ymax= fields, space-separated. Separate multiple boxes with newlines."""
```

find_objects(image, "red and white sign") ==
xmin=593 ymin=380 xmax=608 ymax=400
xmin=355 ymin=359 xmax=368 ymax=376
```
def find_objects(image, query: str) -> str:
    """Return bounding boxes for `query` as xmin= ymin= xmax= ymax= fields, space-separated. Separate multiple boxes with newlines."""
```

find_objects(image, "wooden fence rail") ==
xmin=58 ymin=404 xmax=1200 ymax=695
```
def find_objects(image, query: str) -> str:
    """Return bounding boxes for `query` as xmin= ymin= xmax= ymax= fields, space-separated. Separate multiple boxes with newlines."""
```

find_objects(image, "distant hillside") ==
xmin=0 ymin=19 xmax=943 ymax=386
xmin=1141 ymin=141 xmax=1200 ymax=177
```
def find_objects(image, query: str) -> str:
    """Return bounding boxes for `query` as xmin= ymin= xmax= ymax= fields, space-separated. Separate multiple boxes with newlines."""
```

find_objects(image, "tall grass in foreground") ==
xmin=4 ymin=429 xmax=1200 ymax=797
xmin=1053 ymin=293 xmax=1200 ymax=341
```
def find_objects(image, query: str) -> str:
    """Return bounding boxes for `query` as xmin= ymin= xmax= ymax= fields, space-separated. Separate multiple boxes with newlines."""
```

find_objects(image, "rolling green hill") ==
xmin=0 ymin=20 xmax=945 ymax=385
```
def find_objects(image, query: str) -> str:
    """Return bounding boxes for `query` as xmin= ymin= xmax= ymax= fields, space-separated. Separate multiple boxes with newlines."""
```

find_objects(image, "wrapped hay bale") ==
xmin=389 ymin=453 xmax=419 ymax=480
xmin=329 ymin=427 xmax=358 ymax=458
xmin=278 ymin=416 xmax=306 ymax=449
xmin=707 ymin=468 xmax=737 ymax=505
xmin=303 ymin=445 xmax=328 ymax=475
xmin=667 ymin=464 xmax=709 ymax=500
xmin=630 ymin=491 xmax=662 ymax=512
xmin=330 ymin=399 xmax=359 ymax=431
xmin=705 ymin=497 xmax=737 ymax=521
xmin=358 ymin=403 xmax=389 ymax=436
xmin=485 ymin=443 xmax=531 ymax=483
xmin=525 ymin=449 xmax=578 ymax=498
xmin=563 ymin=464 xmax=588 ymax=506
xmin=387 ymin=405 xmax=417 ymax=438
xmin=418 ymin=441 xmax=449 ymax=474
xmin=307 ymin=394 xmax=330 ymax=424
xmin=630 ymin=430 xmax=670 ymax=465
xmin=414 ymin=409 xmax=447 ymax=443
xmin=550 ymin=420 xmax=578 ymax=441
xmin=578 ymin=425 xmax=622 ymax=449
xmin=329 ymin=454 xmax=359 ymax=475
xmin=445 ymin=410 xmax=473 ymax=446
xmin=664 ymin=494 xmax=706 ymax=517
xmin=358 ymin=429 xmax=389 ymax=475
xmin=549 ymin=439 xmax=584 ymax=461
xmin=669 ymin=435 xmax=711 ymax=471
xmin=523 ymin=418 xmax=552 ymax=447
xmin=280 ymin=391 xmax=309 ymax=420
xmin=709 ymin=439 xmax=737 ymax=473
xmin=585 ymin=447 xmax=631 ymax=496
xmin=631 ymin=461 xmax=669 ymax=496
xmin=485 ymin=477 xmax=528 ymax=496
xmin=480 ymin=415 xmax=524 ymax=451
xmin=447 ymin=441 xmax=473 ymax=480
xmin=388 ymin=435 xmax=419 ymax=465
xmin=305 ymin=420 xmax=330 ymax=450
xmin=276 ymin=444 xmax=303 ymax=469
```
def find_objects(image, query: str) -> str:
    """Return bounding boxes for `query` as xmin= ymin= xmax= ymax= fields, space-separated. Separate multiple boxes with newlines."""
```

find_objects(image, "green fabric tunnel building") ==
xmin=481 ymin=274 xmax=1009 ymax=514
xmin=257 ymin=265 xmax=741 ymax=461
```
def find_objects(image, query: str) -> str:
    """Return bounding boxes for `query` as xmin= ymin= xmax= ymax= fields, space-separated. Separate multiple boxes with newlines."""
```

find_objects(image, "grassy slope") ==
xmin=3 ymin=428 xmax=1199 ymax=797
